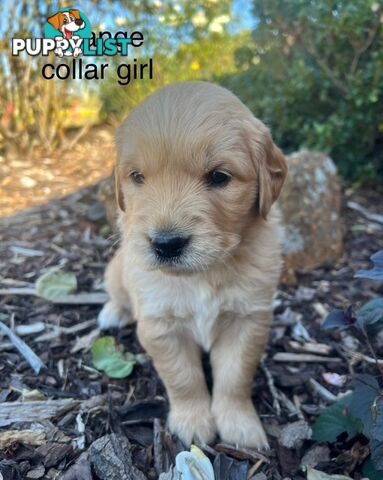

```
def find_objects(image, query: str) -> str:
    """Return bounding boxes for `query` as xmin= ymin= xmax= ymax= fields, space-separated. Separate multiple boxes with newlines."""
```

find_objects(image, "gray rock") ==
xmin=279 ymin=420 xmax=312 ymax=449
xmin=301 ymin=445 xmax=330 ymax=468
xmin=279 ymin=151 xmax=344 ymax=280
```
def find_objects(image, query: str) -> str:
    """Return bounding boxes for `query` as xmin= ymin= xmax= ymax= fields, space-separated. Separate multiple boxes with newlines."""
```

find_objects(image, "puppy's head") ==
xmin=116 ymin=82 xmax=287 ymax=274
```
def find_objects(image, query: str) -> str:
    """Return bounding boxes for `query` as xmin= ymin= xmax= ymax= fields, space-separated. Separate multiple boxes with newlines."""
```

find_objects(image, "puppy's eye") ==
xmin=63 ymin=18 xmax=68 ymax=23
xmin=130 ymin=171 xmax=145 ymax=185
xmin=206 ymin=170 xmax=231 ymax=187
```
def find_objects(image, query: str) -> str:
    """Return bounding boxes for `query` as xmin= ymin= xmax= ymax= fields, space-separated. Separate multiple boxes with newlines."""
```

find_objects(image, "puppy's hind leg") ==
xmin=98 ymin=249 xmax=133 ymax=330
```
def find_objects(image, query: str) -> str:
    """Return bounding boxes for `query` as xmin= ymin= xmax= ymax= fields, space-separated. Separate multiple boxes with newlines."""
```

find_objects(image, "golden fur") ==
xmin=98 ymin=82 xmax=288 ymax=448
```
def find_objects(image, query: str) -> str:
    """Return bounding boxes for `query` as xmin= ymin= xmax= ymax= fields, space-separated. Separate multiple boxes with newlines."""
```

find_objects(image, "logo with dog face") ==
xmin=44 ymin=8 xmax=92 ymax=57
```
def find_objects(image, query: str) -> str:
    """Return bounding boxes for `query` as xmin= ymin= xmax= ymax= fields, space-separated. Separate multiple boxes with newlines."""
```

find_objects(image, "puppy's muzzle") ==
xmin=150 ymin=231 xmax=190 ymax=260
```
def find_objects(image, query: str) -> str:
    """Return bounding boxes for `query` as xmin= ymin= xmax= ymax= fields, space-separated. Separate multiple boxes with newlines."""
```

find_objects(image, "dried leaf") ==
xmin=176 ymin=445 xmax=215 ymax=480
xmin=36 ymin=270 xmax=77 ymax=301
xmin=0 ymin=430 xmax=46 ymax=449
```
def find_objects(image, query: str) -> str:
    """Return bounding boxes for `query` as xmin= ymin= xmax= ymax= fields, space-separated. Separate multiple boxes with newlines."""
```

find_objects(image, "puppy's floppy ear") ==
xmin=244 ymin=117 xmax=288 ymax=219
xmin=69 ymin=9 xmax=81 ymax=20
xmin=47 ymin=12 xmax=62 ymax=31
xmin=114 ymin=167 xmax=126 ymax=212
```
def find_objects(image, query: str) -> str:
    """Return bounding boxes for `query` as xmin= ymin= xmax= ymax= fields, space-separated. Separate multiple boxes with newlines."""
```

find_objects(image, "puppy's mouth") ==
xmin=154 ymin=257 xmax=204 ymax=276
xmin=150 ymin=250 xmax=211 ymax=275
xmin=156 ymin=257 xmax=187 ymax=273
xmin=152 ymin=250 xmax=190 ymax=272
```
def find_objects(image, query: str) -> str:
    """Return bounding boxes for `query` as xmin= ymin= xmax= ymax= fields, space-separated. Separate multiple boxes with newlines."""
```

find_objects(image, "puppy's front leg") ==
xmin=211 ymin=312 xmax=271 ymax=449
xmin=137 ymin=320 xmax=216 ymax=445
xmin=98 ymin=249 xmax=133 ymax=330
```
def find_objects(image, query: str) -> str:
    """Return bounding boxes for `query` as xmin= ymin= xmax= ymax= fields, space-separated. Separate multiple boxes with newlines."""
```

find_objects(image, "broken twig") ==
xmin=273 ymin=352 xmax=342 ymax=363
xmin=347 ymin=201 xmax=383 ymax=226
xmin=260 ymin=361 xmax=281 ymax=416
xmin=0 ymin=321 xmax=46 ymax=374
xmin=0 ymin=288 xmax=109 ymax=305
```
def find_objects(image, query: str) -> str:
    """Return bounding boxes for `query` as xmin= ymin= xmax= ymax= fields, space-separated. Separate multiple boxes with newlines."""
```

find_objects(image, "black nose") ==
xmin=151 ymin=232 xmax=190 ymax=259
xmin=75 ymin=19 xmax=83 ymax=26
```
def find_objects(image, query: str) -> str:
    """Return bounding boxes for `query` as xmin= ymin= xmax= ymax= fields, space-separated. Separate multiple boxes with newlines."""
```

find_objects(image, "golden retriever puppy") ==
xmin=98 ymin=82 xmax=287 ymax=449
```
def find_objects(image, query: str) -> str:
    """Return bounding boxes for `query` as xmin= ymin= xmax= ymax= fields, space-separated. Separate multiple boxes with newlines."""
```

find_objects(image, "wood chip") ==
xmin=158 ymin=467 xmax=179 ymax=480
xmin=70 ymin=328 xmax=99 ymax=353
xmin=214 ymin=443 xmax=269 ymax=463
xmin=89 ymin=434 xmax=147 ymax=480
xmin=0 ymin=429 xmax=46 ymax=448
xmin=26 ymin=465 xmax=45 ymax=479
xmin=0 ymin=399 xmax=79 ymax=427
xmin=60 ymin=454 xmax=93 ymax=480
xmin=36 ymin=443 xmax=73 ymax=469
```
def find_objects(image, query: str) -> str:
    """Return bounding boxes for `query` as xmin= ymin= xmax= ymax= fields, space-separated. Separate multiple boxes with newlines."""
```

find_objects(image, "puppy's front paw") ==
xmin=168 ymin=401 xmax=216 ymax=446
xmin=212 ymin=400 xmax=269 ymax=450
xmin=97 ymin=301 xmax=132 ymax=330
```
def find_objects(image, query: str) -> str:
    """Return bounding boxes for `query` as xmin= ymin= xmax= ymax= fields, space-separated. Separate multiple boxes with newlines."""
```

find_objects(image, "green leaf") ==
xmin=356 ymin=298 xmax=383 ymax=335
xmin=371 ymin=439 xmax=383 ymax=471
xmin=348 ymin=375 xmax=381 ymax=439
xmin=92 ymin=336 xmax=136 ymax=379
xmin=372 ymin=399 xmax=383 ymax=442
xmin=355 ymin=251 xmax=383 ymax=282
xmin=36 ymin=270 xmax=77 ymax=300
xmin=312 ymin=395 xmax=362 ymax=443
xmin=362 ymin=457 xmax=383 ymax=480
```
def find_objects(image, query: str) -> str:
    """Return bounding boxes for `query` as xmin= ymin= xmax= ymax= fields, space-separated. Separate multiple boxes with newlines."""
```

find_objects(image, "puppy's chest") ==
xmin=133 ymin=275 xmax=244 ymax=351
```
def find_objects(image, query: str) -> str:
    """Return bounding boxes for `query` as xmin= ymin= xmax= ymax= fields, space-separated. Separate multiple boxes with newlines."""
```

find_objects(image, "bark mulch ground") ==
xmin=0 ymin=163 xmax=382 ymax=479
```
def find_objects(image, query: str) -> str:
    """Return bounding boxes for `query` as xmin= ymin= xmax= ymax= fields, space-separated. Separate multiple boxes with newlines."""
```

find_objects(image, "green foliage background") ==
xmin=221 ymin=0 xmax=383 ymax=182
